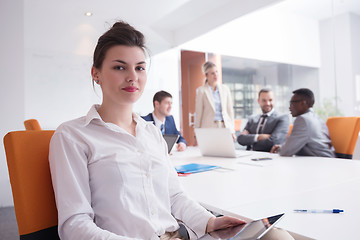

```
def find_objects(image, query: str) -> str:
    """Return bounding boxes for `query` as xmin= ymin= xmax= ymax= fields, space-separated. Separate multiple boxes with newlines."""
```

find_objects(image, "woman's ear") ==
xmin=91 ymin=66 xmax=101 ymax=84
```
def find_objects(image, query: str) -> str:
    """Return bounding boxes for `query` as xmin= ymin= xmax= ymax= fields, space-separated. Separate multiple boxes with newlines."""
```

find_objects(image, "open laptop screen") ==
xmin=163 ymin=134 xmax=179 ymax=154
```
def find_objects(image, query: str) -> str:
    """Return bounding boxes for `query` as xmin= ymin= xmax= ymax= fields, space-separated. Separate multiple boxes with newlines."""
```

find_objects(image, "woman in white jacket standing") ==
xmin=195 ymin=61 xmax=235 ymax=141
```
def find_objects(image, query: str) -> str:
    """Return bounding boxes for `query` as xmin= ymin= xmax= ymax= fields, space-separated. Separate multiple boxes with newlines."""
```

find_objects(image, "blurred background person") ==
xmin=142 ymin=90 xmax=187 ymax=151
xmin=194 ymin=61 xmax=235 ymax=144
xmin=271 ymin=88 xmax=335 ymax=157
xmin=237 ymin=88 xmax=289 ymax=152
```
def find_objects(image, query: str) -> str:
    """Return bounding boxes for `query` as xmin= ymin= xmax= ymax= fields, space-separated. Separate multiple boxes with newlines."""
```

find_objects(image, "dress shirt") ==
xmin=254 ymin=109 xmax=274 ymax=142
xmin=209 ymin=85 xmax=223 ymax=121
xmin=152 ymin=112 xmax=165 ymax=133
xmin=49 ymin=105 xmax=213 ymax=240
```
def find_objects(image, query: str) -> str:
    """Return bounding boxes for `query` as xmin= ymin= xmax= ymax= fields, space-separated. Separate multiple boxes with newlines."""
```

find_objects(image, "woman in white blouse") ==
xmin=48 ymin=21 xmax=245 ymax=240
xmin=195 ymin=61 xmax=236 ymax=142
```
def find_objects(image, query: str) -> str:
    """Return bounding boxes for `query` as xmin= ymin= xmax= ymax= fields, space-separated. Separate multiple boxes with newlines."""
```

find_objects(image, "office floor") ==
xmin=0 ymin=206 xmax=18 ymax=240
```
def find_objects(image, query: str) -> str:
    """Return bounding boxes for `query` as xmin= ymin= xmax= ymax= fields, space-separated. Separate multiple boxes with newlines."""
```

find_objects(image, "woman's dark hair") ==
xmin=93 ymin=21 xmax=147 ymax=70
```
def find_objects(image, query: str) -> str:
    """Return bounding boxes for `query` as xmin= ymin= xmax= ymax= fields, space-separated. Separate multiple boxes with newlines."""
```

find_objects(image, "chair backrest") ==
xmin=3 ymin=130 xmax=59 ymax=239
xmin=326 ymin=117 xmax=360 ymax=159
xmin=234 ymin=119 xmax=242 ymax=132
xmin=24 ymin=119 xmax=42 ymax=130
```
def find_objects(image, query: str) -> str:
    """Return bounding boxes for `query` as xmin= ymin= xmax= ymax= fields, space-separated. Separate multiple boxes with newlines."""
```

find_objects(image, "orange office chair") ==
xmin=3 ymin=130 xmax=59 ymax=239
xmin=234 ymin=119 xmax=242 ymax=132
xmin=287 ymin=124 xmax=293 ymax=137
xmin=24 ymin=119 xmax=42 ymax=130
xmin=326 ymin=117 xmax=360 ymax=159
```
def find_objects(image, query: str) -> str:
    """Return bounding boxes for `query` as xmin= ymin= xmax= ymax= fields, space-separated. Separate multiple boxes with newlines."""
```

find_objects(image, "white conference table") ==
xmin=170 ymin=147 xmax=360 ymax=240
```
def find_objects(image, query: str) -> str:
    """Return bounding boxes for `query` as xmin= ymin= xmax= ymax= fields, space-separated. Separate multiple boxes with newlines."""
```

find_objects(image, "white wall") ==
xmin=0 ymin=0 xmax=24 ymax=207
xmin=319 ymin=13 xmax=360 ymax=116
xmin=25 ymin=51 xmax=99 ymax=129
xmin=350 ymin=13 xmax=360 ymax=115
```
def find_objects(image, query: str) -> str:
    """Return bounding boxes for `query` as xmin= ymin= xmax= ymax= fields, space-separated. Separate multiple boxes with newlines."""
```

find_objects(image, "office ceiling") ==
xmin=24 ymin=0 xmax=281 ymax=55
xmin=24 ymin=0 xmax=360 ymax=57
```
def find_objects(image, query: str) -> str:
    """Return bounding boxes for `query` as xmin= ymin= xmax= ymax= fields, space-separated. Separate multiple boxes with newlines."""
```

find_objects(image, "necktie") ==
xmin=257 ymin=115 xmax=268 ymax=134
xmin=160 ymin=124 xmax=165 ymax=135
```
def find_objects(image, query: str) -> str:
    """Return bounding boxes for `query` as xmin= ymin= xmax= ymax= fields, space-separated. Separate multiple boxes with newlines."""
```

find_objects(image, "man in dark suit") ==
xmin=271 ymin=88 xmax=335 ymax=157
xmin=142 ymin=91 xmax=187 ymax=151
xmin=237 ymin=88 xmax=289 ymax=152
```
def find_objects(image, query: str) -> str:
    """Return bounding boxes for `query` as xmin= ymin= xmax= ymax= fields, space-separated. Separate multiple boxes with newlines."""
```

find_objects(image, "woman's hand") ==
xmin=206 ymin=216 xmax=246 ymax=233
xmin=208 ymin=222 xmax=246 ymax=239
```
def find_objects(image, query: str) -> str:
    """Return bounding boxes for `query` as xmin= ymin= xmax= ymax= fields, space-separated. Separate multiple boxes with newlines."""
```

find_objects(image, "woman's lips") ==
xmin=122 ymin=86 xmax=138 ymax=92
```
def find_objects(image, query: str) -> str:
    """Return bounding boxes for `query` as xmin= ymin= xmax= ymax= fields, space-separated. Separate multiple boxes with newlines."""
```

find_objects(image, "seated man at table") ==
xmin=142 ymin=90 xmax=187 ymax=151
xmin=271 ymin=88 xmax=335 ymax=157
xmin=237 ymin=88 xmax=289 ymax=152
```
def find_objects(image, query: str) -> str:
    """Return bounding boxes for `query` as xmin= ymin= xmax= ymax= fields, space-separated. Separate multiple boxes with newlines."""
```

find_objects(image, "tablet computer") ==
xmin=163 ymin=134 xmax=179 ymax=154
xmin=199 ymin=213 xmax=284 ymax=240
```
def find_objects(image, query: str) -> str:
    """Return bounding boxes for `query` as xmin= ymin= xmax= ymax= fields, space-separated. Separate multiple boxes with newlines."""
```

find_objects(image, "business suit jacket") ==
xmin=237 ymin=111 xmax=289 ymax=152
xmin=141 ymin=113 xmax=187 ymax=145
xmin=195 ymin=83 xmax=235 ymax=133
xmin=279 ymin=108 xmax=335 ymax=158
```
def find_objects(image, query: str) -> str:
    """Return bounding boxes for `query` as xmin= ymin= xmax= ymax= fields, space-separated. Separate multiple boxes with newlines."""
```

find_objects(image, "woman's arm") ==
xmin=225 ymin=86 xmax=235 ymax=131
xmin=166 ymin=160 xmax=213 ymax=238
xmin=195 ymin=88 xmax=204 ymax=128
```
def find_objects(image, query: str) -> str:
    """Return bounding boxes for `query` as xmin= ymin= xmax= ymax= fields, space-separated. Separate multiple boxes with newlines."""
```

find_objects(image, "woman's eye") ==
xmin=114 ymin=66 xmax=124 ymax=70
xmin=136 ymin=66 xmax=145 ymax=71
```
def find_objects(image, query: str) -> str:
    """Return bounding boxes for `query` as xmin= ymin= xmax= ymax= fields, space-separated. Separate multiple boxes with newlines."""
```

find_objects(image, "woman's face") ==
xmin=92 ymin=45 xmax=147 ymax=106
xmin=206 ymin=66 xmax=218 ymax=86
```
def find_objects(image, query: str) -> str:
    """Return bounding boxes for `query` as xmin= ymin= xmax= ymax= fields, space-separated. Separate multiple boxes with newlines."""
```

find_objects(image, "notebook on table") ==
xmin=194 ymin=128 xmax=251 ymax=158
xmin=175 ymin=163 xmax=220 ymax=174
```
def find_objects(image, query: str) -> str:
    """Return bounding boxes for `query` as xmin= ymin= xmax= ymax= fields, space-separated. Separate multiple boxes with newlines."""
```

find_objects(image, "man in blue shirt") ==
xmin=142 ymin=91 xmax=187 ymax=151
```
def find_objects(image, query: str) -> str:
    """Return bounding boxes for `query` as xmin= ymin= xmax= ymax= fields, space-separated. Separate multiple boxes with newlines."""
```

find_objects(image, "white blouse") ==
xmin=49 ymin=105 xmax=213 ymax=240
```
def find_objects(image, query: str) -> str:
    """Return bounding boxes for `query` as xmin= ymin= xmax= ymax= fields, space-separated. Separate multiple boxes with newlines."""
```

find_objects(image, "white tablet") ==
xmin=199 ymin=213 xmax=284 ymax=240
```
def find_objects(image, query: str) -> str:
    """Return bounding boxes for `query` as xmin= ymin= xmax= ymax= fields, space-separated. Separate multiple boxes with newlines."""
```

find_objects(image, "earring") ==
xmin=95 ymin=79 xmax=99 ymax=84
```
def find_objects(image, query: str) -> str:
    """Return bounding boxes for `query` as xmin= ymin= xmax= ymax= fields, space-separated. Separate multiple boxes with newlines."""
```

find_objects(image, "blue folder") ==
xmin=175 ymin=163 xmax=220 ymax=174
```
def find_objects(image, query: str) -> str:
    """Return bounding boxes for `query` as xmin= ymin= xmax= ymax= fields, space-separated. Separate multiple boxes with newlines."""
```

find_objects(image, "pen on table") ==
xmin=293 ymin=209 xmax=344 ymax=213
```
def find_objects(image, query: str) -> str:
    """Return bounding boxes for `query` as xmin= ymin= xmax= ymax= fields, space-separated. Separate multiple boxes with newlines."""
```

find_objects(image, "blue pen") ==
xmin=293 ymin=209 xmax=344 ymax=213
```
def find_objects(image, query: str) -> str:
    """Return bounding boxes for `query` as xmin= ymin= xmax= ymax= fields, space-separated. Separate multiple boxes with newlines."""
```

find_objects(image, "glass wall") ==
xmin=220 ymin=55 xmax=318 ymax=118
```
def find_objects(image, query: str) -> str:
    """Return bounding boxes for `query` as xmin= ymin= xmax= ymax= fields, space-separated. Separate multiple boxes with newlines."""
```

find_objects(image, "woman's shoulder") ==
xmin=54 ymin=116 xmax=87 ymax=135
xmin=219 ymin=83 xmax=230 ymax=91
xmin=196 ymin=85 xmax=207 ymax=93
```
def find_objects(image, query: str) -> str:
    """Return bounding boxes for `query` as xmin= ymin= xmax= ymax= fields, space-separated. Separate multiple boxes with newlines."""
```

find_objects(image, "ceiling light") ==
xmin=85 ymin=12 xmax=93 ymax=17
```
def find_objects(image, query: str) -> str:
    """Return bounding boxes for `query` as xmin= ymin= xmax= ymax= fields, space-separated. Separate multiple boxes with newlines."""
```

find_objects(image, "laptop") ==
xmin=163 ymin=134 xmax=179 ymax=154
xmin=195 ymin=128 xmax=251 ymax=158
